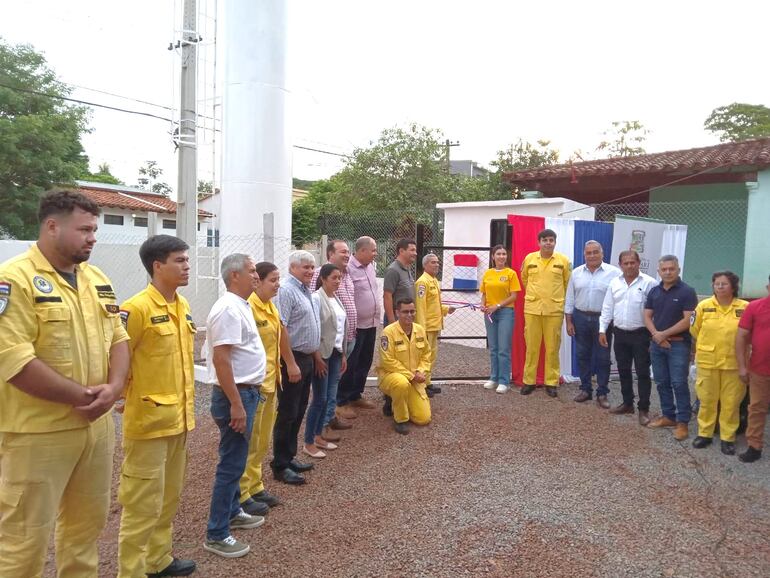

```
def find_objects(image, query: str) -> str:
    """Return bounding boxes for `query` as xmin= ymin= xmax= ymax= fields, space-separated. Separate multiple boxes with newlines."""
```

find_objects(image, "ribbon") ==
xmin=441 ymin=299 xmax=494 ymax=323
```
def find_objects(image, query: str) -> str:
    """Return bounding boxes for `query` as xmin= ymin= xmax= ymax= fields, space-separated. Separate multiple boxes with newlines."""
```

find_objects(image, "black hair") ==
xmin=326 ymin=239 xmax=346 ymax=259
xmin=315 ymin=263 xmax=340 ymax=290
xmin=618 ymin=250 xmax=640 ymax=263
xmin=711 ymin=270 xmax=740 ymax=297
xmin=396 ymin=238 xmax=416 ymax=253
xmin=537 ymin=229 xmax=557 ymax=241
xmin=38 ymin=190 xmax=100 ymax=223
xmin=255 ymin=261 xmax=278 ymax=281
xmin=139 ymin=235 xmax=189 ymax=277
xmin=396 ymin=298 xmax=415 ymax=309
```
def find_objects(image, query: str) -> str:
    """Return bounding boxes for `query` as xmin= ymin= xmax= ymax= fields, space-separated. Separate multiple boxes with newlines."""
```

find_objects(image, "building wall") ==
xmin=743 ymin=169 xmax=770 ymax=297
xmin=649 ymin=182 xmax=749 ymax=295
xmin=96 ymin=208 xmax=209 ymax=243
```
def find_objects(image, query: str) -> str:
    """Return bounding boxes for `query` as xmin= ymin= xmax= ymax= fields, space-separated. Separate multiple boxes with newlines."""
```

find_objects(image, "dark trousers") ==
xmin=271 ymin=352 xmax=314 ymax=472
xmin=574 ymin=309 xmax=612 ymax=396
xmin=337 ymin=327 xmax=377 ymax=406
xmin=613 ymin=327 xmax=652 ymax=411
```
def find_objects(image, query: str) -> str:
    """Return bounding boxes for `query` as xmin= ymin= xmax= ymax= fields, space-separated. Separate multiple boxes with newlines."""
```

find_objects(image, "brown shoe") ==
xmin=648 ymin=416 xmax=677 ymax=428
xmin=336 ymin=405 xmax=358 ymax=420
xmin=350 ymin=398 xmax=376 ymax=410
xmin=573 ymin=391 xmax=591 ymax=403
xmin=596 ymin=396 xmax=610 ymax=409
xmin=638 ymin=410 xmax=650 ymax=426
xmin=609 ymin=404 xmax=634 ymax=415
xmin=673 ymin=423 xmax=689 ymax=441
xmin=329 ymin=416 xmax=352 ymax=430
xmin=321 ymin=426 xmax=341 ymax=442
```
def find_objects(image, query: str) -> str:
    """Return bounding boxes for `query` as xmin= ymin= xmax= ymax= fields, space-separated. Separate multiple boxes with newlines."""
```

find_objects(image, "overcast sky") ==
xmin=3 ymin=0 xmax=769 ymax=192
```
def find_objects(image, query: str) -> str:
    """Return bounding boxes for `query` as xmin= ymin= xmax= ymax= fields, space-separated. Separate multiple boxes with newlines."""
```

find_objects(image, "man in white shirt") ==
xmin=203 ymin=254 xmax=267 ymax=559
xmin=599 ymin=250 xmax=657 ymax=425
xmin=565 ymin=241 xmax=620 ymax=408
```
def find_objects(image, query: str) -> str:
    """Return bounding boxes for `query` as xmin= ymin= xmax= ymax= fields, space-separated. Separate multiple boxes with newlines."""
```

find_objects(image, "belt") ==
xmin=575 ymin=309 xmax=601 ymax=315
xmin=233 ymin=383 xmax=260 ymax=389
xmin=614 ymin=326 xmax=647 ymax=333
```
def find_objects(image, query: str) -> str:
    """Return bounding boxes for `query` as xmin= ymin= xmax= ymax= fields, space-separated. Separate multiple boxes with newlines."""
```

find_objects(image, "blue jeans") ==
xmin=305 ymin=349 xmax=343 ymax=444
xmin=206 ymin=385 xmax=259 ymax=541
xmin=651 ymin=341 xmax=691 ymax=423
xmin=573 ymin=309 xmax=611 ymax=396
xmin=484 ymin=307 xmax=514 ymax=386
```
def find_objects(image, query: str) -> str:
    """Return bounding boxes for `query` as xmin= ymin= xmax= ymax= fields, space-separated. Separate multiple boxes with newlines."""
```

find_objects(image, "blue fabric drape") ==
xmin=571 ymin=221 xmax=615 ymax=377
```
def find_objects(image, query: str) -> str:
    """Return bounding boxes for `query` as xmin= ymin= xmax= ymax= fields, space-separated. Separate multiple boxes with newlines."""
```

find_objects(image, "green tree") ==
xmin=704 ymin=103 xmax=770 ymax=142
xmin=488 ymin=139 xmax=560 ymax=198
xmin=291 ymin=179 xmax=337 ymax=246
xmin=596 ymin=120 xmax=649 ymax=157
xmin=333 ymin=123 xmax=455 ymax=212
xmin=137 ymin=160 xmax=172 ymax=197
xmin=0 ymin=39 xmax=90 ymax=238
xmin=80 ymin=162 xmax=123 ymax=185
xmin=197 ymin=179 xmax=213 ymax=200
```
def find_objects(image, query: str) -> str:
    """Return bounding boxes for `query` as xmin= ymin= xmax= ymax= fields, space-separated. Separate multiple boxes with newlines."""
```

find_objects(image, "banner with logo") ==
xmin=610 ymin=215 xmax=666 ymax=277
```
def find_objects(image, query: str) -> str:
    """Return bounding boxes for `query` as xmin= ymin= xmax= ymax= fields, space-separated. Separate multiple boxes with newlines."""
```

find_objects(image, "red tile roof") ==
xmin=75 ymin=184 xmax=212 ymax=217
xmin=505 ymin=138 xmax=770 ymax=183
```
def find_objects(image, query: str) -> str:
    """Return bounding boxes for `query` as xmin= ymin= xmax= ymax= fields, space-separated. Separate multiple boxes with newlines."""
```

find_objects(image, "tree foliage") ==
xmin=596 ymin=120 xmax=648 ymax=158
xmin=137 ymin=160 xmax=172 ymax=197
xmin=704 ymin=103 xmax=770 ymax=142
xmin=0 ymin=39 xmax=90 ymax=238
xmin=489 ymin=139 xmax=560 ymax=198
xmin=291 ymin=179 xmax=336 ymax=246
xmin=80 ymin=162 xmax=123 ymax=185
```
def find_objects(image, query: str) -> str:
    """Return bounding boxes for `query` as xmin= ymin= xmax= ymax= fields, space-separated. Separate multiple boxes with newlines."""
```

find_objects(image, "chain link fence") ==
xmin=593 ymin=199 xmax=748 ymax=294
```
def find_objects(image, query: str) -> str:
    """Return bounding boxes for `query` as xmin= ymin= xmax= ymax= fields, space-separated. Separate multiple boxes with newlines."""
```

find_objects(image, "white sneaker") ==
xmin=495 ymin=384 xmax=510 ymax=394
xmin=483 ymin=380 xmax=498 ymax=390
xmin=203 ymin=534 xmax=250 ymax=558
xmin=229 ymin=508 xmax=265 ymax=529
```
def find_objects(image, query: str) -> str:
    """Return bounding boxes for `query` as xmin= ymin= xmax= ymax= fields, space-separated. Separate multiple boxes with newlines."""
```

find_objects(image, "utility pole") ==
xmin=176 ymin=0 xmax=198 ymax=263
xmin=444 ymin=138 xmax=460 ymax=172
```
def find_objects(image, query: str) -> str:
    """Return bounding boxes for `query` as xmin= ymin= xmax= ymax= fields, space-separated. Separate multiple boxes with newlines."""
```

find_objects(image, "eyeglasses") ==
xmin=713 ymin=283 xmax=731 ymax=288
xmin=399 ymin=310 xmax=417 ymax=316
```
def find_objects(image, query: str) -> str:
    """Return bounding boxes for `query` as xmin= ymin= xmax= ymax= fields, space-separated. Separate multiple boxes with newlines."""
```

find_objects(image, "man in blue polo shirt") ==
xmin=643 ymin=255 xmax=698 ymax=441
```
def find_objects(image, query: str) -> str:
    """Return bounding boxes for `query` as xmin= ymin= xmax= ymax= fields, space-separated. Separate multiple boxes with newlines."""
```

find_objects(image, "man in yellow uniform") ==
xmin=414 ymin=253 xmax=454 ymax=397
xmin=689 ymin=271 xmax=748 ymax=455
xmin=520 ymin=229 xmax=571 ymax=398
xmin=0 ymin=190 xmax=130 ymax=578
xmin=117 ymin=235 xmax=197 ymax=578
xmin=378 ymin=298 xmax=432 ymax=434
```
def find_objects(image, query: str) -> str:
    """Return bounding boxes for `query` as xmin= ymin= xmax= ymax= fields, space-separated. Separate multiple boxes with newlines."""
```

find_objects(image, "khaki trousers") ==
xmin=746 ymin=371 xmax=770 ymax=450
xmin=117 ymin=432 xmax=188 ymax=577
xmin=0 ymin=415 xmax=114 ymax=578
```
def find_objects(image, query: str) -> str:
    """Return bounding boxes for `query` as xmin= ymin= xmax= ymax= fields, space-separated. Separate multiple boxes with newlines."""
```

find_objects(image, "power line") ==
xmin=0 ymin=81 xmax=349 ymax=158
xmin=69 ymin=84 xmax=174 ymax=111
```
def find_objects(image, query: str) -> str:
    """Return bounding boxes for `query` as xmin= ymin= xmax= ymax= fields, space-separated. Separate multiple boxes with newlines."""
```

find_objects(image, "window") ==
xmin=104 ymin=214 xmax=124 ymax=226
xmin=207 ymin=228 xmax=220 ymax=248
xmin=134 ymin=217 xmax=148 ymax=227
xmin=162 ymin=219 xmax=176 ymax=230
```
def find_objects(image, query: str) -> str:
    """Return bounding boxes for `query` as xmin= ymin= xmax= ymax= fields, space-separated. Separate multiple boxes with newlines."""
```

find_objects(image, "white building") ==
xmin=75 ymin=181 xmax=212 ymax=243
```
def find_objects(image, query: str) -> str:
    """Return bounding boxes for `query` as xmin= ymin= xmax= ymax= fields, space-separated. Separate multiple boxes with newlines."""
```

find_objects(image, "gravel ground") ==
xmin=44 ymin=379 xmax=770 ymax=578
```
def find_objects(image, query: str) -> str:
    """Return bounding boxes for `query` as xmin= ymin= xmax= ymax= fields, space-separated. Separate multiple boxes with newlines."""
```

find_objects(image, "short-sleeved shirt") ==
xmin=121 ymin=284 xmax=196 ymax=440
xmin=644 ymin=278 xmax=698 ymax=342
xmin=384 ymin=260 xmax=414 ymax=312
xmin=481 ymin=268 xmax=521 ymax=308
xmin=206 ymin=291 xmax=266 ymax=385
xmin=738 ymin=296 xmax=770 ymax=375
xmin=0 ymin=243 xmax=129 ymax=433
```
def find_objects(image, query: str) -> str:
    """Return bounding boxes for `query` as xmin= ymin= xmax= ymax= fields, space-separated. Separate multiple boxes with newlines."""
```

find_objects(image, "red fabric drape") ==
xmin=508 ymin=214 xmax=545 ymax=385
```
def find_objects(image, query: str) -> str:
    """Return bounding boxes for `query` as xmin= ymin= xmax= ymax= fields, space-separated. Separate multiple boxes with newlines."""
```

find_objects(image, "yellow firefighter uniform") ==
xmin=0 ymin=243 xmax=128 ymax=578
xmin=414 ymin=272 xmax=450 ymax=386
xmin=117 ymin=283 xmax=196 ymax=578
xmin=240 ymin=292 xmax=282 ymax=501
xmin=377 ymin=321 xmax=432 ymax=425
xmin=521 ymin=251 xmax=571 ymax=386
xmin=690 ymin=296 xmax=748 ymax=442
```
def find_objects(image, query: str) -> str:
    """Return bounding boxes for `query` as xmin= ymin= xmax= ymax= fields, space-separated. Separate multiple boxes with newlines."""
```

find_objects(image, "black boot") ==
xmin=382 ymin=395 xmax=393 ymax=417
xmin=738 ymin=446 xmax=762 ymax=463
xmin=692 ymin=436 xmax=712 ymax=449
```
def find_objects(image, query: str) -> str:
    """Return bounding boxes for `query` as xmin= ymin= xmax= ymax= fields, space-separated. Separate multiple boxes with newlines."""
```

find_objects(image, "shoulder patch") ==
xmin=0 ymin=281 xmax=10 ymax=296
xmin=33 ymin=276 xmax=53 ymax=294
xmin=119 ymin=310 xmax=130 ymax=328
xmin=151 ymin=314 xmax=170 ymax=324
xmin=380 ymin=335 xmax=389 ymax=351
xmin=736 ymin=309 xmax=744 ymax=317
xmin=105 ymin=304 xmax=119 ymax=314
xmin=185 ymin=313 xmax=193 ymax=321
xmin=690 ymin=311 xmax=696 ymax=326
xmin=0 ymin=296 xmax=7 ymax=315
xmin=417 ymin=284 xmax=426 ymax=298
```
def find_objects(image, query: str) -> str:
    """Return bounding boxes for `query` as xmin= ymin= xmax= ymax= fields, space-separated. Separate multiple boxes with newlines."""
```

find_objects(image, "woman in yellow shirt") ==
xmin=480 ymin=245 xmax=521 ymax=393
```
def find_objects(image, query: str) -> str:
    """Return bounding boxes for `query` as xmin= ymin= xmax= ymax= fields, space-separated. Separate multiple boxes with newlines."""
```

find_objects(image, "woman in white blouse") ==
xmin=304 ymin=264 xmax=348 ymax=458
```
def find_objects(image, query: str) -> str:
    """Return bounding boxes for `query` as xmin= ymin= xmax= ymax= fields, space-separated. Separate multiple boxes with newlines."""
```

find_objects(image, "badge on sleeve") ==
xmin=119 ymin=310 xmax=130 ymax=328
xmin=33 ymin=276 xmax=53 ymax=294
xmin=0 ymin=296 xmax=7 ymax=315
xmin=417 ymin=284 xmax=426 ymax=298
xmin=380 ymin=335 xmax=389 ymax=351
xmin=0 ymin=281 xmax=10 ymax=296
xmin=690 ymin=311 xmax=696 ymax=326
